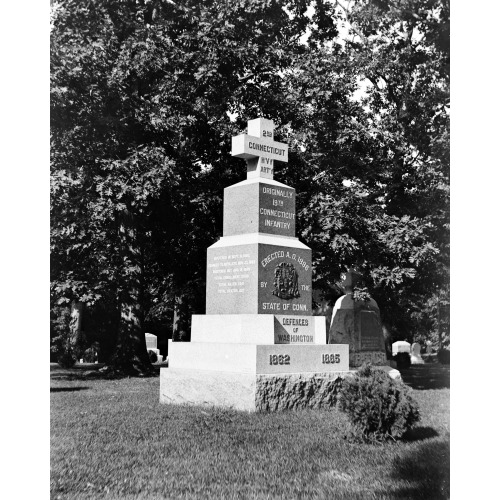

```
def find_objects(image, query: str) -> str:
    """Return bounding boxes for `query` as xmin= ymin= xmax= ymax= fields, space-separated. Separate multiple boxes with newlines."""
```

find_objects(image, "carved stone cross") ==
xmin=231 ymin=117 xmax=289 ymax=180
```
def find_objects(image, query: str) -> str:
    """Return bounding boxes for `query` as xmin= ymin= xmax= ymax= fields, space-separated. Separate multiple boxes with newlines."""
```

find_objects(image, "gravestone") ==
xmin=328 ymin=270 xmax=387 ymax=367
xmin=160 ymin=117 xmax=351 ymax=411
xmin=410 ymin=342 xmax=424 ymax=364
xmin=392 ymin=340 xmax=411 ymax=356
xmin=145 ymin=333 xmax=163 ymax=363
xmin=145 ymin=332 xmax=157 ymax=350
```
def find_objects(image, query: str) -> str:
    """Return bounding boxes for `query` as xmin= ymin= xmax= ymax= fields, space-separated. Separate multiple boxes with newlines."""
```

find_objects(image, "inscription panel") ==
xmin=231 ymin=134 xmax=288 ymax=162
xmin=256 ymin=344 xmax=349 ymax=374
xmin=359 ymin=310 xmax=385 ymax=351
xmin=258 ymin=244 xmax=312 ymax=315
xmin=258 ymin=184 xmax=295 ymax=237
xmin=274 ymin=315 xmax=315 ymax=344
xmin=206 ymin=244 xmax=258 ymax=314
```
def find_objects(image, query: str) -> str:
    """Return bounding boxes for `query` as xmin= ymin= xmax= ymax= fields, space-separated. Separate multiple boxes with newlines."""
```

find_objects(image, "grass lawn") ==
xmin=51 ymin=363 xmax=449 ymax=500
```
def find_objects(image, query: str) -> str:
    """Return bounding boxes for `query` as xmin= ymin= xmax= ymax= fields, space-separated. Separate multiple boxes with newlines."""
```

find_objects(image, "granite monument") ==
xmin=160 ymin=117 xmax=351 ymax=411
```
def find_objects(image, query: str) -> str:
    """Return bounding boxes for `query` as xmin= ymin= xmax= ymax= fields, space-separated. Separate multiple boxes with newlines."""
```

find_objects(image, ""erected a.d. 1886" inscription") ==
xmin=258 ymin=245 xmax=312 ymax=315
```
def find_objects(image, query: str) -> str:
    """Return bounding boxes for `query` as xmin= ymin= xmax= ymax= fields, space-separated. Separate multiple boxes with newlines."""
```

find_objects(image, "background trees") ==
xmin=51 ymin=0 xmax=449 ymax=371
xmin=279 ymin=0 xmax=449 ymax=343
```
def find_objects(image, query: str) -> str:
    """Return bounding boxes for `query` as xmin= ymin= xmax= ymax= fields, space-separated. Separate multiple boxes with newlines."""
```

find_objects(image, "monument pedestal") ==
xmin=160 ymin=319 xmax=352 ymax=411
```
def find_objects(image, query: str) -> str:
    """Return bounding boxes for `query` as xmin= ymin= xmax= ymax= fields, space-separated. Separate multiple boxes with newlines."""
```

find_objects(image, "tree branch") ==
xmin=333 ymin=0 xmax=368 ymax=44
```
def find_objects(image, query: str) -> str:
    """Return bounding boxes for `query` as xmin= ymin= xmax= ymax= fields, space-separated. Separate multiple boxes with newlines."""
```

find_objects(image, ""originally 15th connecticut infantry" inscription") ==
xmin=259 ymin=185 xmax=295 ymax=235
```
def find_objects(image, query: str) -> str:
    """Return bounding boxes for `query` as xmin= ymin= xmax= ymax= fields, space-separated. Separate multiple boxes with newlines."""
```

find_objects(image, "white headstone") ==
xmin=392 ymin=340 xmax=411 ymax=356
xmin=410 ymin=342 xmax=425 ymax=364
xmin=145 ymin=333 xmax=157 ymax=350
xmin=145 ymin=332 xmax=162 ymax=362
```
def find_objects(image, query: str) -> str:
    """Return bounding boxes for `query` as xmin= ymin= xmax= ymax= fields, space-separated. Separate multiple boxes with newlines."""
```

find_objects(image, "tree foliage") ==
xmin=279 ymin=0 xmax=449 ymax=340
xmin=50 ymin=0 xmax=449 ymax=371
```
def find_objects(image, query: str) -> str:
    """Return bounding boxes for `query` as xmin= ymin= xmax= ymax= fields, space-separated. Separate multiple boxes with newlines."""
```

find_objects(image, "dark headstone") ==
xmin=328 ymin=270 xmax=386 ymax=367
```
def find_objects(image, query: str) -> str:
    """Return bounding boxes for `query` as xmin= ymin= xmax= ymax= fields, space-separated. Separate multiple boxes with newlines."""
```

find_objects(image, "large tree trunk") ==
xmin=104 ymin=217 xmax=154 ymax=376
xmin=69 ymin=300 xmax=85 ymax=358
xmin=107 ymin=289 xmax=153 ymax=375
xmin=437 ymin=297 xmax=442 ymax=352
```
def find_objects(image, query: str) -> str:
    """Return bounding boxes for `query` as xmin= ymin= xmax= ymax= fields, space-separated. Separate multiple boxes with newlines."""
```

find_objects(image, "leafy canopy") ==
xmin=51 ymin=0 xmax=449 ymax=364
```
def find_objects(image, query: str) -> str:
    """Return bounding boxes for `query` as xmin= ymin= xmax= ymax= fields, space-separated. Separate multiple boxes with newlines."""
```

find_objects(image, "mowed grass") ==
xmin=51 ymin=364 xmax=450 ymax=500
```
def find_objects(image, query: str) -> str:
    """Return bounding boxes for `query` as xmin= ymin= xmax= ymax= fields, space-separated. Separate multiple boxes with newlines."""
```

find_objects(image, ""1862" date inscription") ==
xmin=269 ymin=354 xmax=290 ymax=365
xmin=322 ymin=353 xmax=340 ymax=364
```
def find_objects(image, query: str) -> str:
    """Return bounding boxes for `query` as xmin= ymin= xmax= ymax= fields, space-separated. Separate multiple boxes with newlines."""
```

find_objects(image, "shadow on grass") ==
xmin=50 ymin=363 xmax=161 ymax=381
xmin=380 ymin=440 xmax=450 ymax=499
xmin=50 ymin=387 xmax=90 ymax=393
xmin=402 ymin=426 xmax=439 ymax=442
xmin=399 ymin=364 xmax=450 ymax=390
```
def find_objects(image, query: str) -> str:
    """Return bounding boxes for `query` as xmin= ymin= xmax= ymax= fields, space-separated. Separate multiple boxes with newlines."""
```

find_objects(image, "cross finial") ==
xmin=231 ymin=117 xmax=289 ymax=180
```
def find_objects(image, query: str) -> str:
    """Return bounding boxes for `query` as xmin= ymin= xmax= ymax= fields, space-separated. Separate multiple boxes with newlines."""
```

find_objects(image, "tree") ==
xmin=279 ymin=0 xmax=449 ymax=342
xmin=50 ymin=0 xmax=331 ymax=373
xmin=51 ymin=0 xmax=450 ymax=373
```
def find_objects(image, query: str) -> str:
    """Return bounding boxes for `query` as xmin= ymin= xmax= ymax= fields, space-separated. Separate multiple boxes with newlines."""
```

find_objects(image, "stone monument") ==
xmin=160 ymin=117 xmax=350 ymax=411
xmin=410 ymin=342 xmax=424 ymax=364
xmin=328 ymin=269 xmax=388 ymax=367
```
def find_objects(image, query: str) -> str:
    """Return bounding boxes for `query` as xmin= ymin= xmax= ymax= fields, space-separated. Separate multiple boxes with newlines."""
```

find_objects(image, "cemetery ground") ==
xmin=51 ymin=363 xmax=449 ymax=500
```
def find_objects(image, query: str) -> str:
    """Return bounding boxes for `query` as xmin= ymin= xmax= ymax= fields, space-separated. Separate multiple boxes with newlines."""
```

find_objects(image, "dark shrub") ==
xmin=393 ymin=352 xmax=411 ymax=369
xmin=148 ymin=350 xmax=158 ymax=363
xmin=83 ymin=342 xmax=101 ymax=363
xmin=57 ymin=351 xmax=76 ymax=368
xmin=338 ymin=364 xmax=420 ymax=442
xmin=82 ymin=349 xmax=93 ymax=363
xmin=437 ymin=349 xmax=450 ymax=365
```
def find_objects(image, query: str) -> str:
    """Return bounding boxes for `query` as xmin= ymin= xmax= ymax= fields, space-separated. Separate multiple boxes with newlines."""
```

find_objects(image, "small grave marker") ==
xmin=145 ymin=333 xmax=162 ymax=363
xmin=410 ymin=342 xmax=424 ymax=364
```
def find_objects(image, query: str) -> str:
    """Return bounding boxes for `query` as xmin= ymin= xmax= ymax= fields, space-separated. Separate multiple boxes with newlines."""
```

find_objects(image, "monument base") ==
xmin=159 ymin=366 xmax=401 ymax=412
xmin=160 ymin=368 xmax=346 ymax=412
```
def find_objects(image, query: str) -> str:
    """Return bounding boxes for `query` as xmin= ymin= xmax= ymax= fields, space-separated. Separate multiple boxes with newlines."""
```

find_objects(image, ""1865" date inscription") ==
xmin=322 ymin=353 xmax=340 ymax=364
xmin=269 ymin=354 xmax=290 ymax=365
